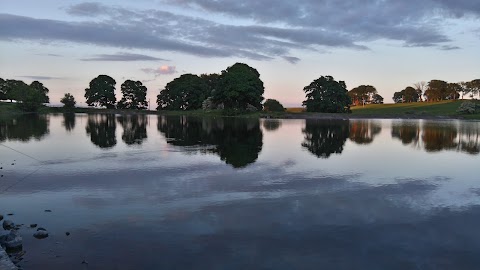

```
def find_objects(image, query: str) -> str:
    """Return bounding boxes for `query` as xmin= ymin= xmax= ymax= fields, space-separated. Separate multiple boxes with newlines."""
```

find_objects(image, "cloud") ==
xmin=440 ymin=45 xmax=461 ymax=50
xmin=141 ymin=65 xmax=177 ymax=76
xmin=36 ymin=53 xmax=62 ymax=57
xmin=1 ymin=0 xmax=477 ymax=63
xmin=283 ymin=56 xmax=300 ymax=64
xmin=18 ymin=75 xmax=61 ymax=80
xmin=81 ymin=52 xmax=168 ymax=61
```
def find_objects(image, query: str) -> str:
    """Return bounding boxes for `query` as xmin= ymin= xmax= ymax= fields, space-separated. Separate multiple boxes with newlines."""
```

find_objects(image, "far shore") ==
xmin=1 ymin=100 xmax=479 ymax=120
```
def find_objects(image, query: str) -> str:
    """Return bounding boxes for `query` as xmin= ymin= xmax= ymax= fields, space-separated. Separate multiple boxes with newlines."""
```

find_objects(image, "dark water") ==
xmin=1 ymin=114 xmax=480 ymax=269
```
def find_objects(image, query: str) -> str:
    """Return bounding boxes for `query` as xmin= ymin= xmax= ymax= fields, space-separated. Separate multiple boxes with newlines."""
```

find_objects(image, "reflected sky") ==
xmin=1 ymin=115 xmax=480 ymax=269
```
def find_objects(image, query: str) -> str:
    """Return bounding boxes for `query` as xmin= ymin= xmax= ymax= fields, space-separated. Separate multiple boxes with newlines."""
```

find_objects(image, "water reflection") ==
xmin=117 ymin=115 xmax=148 ymax=145
xmin=301 ymin=119 xmax=349 ymax=158
xmin=0 ymin=114 xmax=49 ymax=142
xmin=392 ymin=121 xmax=480 ymax=155
xmin=262 ymin=119 xmax=282 ymax=132
xmin=62 ymin=113 xmax=75 ymax=132
xmin=158 ymin=116 xmax=263 ymax=168
xmin=85 ymin=114 xmax=117 ymax=149
xmin=349 ymin=120 xmax=382 ymax=145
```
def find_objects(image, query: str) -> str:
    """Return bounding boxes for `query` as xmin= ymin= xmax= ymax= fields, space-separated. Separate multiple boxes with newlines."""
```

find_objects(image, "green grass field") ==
xmin=287 ymin=100 xmax=480 ymax=119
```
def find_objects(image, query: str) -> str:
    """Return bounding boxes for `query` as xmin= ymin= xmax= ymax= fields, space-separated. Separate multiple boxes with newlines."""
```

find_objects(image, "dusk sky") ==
xmin=1 ymin=0 xmax=479 ymax=107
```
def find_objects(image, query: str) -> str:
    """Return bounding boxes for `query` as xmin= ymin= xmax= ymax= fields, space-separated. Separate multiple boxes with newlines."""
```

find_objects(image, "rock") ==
xmin=7 ymin=213 xmax=13 ymax=216
xmin=81 ymin=259 xmax=88 ymax=265
xmin=44 ymin=210 xmax=52 ymax=213
xmin=0 ymin=230 xmax=23 ymax=251
xmin=33 ymin=230 xmax=49 ymax=239
xmin=3 ymin=220 xmax=14 ymax=230
xmin=0 ymin=215 xmax=3 ymax=221
xmin=29 ymin=224 xmax=37 ymax=228
xmin=65 ymin=232 xmax=70 ymax=236
xmin=37 ymin=227 xmax=47 ymax=232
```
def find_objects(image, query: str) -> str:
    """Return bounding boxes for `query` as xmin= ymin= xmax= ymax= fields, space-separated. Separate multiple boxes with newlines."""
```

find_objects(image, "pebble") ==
xmin=7 ymin=213 xmax=13 ymax=216
xmin=44 ymin=210 xmax=52 ymax=213
xmin=33 ymin=230 xmax=49 ymax=239
xmin=0 ymin=214 xmax=3 ymax=221
xmin=29 ymin=224 xmax=38 ymax=228
xmin=65 ymin=232 xmax=70 ymax=236
xmin=37 ymin=227 xmax=47 ymax=231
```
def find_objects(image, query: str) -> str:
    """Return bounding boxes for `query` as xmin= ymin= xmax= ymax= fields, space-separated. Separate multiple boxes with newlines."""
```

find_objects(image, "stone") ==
xmin=37 ymin=227 xmax=47 ymax=232
xmin=0 ymin=215 xmax=3 ymax=221
xmin=33 ymin=230 xmax=48 ymax=239
xmin=44 ymin=210 xmax=52 ymax=213
xmin=65 ymin=232 xmax=70 ymax=236
xmin=29 ymin=224 xmax=37 ymax=228
xmin=0 ymin=231 xmax=23 ymax=251
xmin=2 ymin=220 xmax=14 ymax=230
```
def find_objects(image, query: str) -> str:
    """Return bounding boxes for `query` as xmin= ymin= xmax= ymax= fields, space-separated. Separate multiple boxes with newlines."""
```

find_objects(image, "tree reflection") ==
xmin=422 ymin=122 xmax=458 ymax=152
xmin=117 ymin=115 xmax=148 ymax=145
xmin=391 ymin=121 xmax=421 ymax=146
xmin=262 ymin=119 xmax=282 ymax=132
xmin=0 ymin=114 xmax=49 ymax=142
xmin=85 ymin=114 xmax=117 ymax=149
xmin=62 ymin=113 xmax=76 ymax=132
xmin=391 ymin=121 xmax=480 ymax=155
xmin=157 ymin=116 xmax=263 ymax=168
xmin=348 ymin=120 xmax=381 ymax=144
xmin=301 ymin=119 xmax=349 ymax=158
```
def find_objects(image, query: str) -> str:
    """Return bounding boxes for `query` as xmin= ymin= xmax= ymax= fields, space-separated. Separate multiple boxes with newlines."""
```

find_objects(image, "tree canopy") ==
xmin=348 ymin=85 xmax=381 ymax=106
xmin=117 ymin=80 xmax=148 ymax=110
xmin=85 ymin=75 xmax=117 ymax=108
xmin=302 ymin=76 xmax=351 ymax=113
xmin=30 ymin=81 xmax=50 ymax=103
xmin=157 ymin=74 xmax=209 ymax=110
xmin=213 ymin=63 xmax=264 ymax=111
xmin=60 ymin=93 xmax=76 ymax=109
xmin=263 ymin=99 xmax=285 ymax=112
xmin=393 ymin=86 xmax=421 ymax=103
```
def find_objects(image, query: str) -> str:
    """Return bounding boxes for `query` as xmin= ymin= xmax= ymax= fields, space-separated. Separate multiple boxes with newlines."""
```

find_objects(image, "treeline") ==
xmin=0 ymin=78 xmax=50 ymax=111
xmin=393 ymin=79 xmax=480 ymax=103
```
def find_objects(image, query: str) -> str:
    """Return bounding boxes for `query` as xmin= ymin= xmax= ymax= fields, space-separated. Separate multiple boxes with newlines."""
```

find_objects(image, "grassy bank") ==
xmin=287 ymin=100 xmax=480 ymax=120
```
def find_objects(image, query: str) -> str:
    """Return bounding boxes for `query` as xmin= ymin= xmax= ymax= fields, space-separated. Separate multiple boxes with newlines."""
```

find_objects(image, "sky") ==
xmin=0 ymin=0 xmax=479 ymax=107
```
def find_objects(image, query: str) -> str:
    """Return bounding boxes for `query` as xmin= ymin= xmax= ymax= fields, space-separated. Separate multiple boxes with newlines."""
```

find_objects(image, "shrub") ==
xmin=457 ymin=101 xmax=477 ymax=114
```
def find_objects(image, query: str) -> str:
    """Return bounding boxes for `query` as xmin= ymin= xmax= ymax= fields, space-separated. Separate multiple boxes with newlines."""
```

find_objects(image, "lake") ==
xmin=1 ymin=114 xmax=480 ymax=269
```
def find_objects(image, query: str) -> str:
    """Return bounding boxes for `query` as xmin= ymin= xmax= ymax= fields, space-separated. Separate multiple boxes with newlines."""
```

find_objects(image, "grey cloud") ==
xmin=81 ymin=52 xmax=169 ymax=61
xmin=283 ymin=56 xmax=300 ymax=64
xmin=440 ymin=45 xmax=461 ymax=50
xmin=65 ymin=2 xmax=105 ymax=17
xmin=165 ymin=0 xmax=471 ymax=49
xmin=18 ymin=76 xmax=61 ymax=80
xmin=36 ymin=53 xmax=62 ymax=57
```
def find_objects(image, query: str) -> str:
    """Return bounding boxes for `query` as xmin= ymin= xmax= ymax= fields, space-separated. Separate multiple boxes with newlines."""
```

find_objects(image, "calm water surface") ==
xmin=1 ymin=114 xmax=480 ymax=269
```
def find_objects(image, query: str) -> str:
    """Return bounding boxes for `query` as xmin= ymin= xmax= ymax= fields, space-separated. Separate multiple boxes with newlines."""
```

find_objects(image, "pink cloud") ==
xmin=141 ymin=65 xmax=176 ymax=76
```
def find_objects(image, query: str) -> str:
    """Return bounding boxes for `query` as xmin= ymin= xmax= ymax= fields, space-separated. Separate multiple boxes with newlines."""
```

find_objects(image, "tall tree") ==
xmin=371 ymin=93 xmax=384 ymax=104
xmin=348 ymin=85 xmax=378 ymax=106
xmin=413 ymin=81 xmax=427 ymax=102
xmin=0 ymin=78 xmax=6 ymax=100
xmin=85 ymin=75 xmax=117 ymax=108
xmin=302 ymin=76 xmax=351 ymax=113
xmin=157 ymin=74 xmax=209 ymax=110
xmin=468 ymin=79 xmax=480 ymax=98
xmin=425 ymin=80 xmax=448 ymax=101
xmin=30 ymin=81 xmax=50 ymax=103
xmin=117 ymin=80 xmax=148 ymax=110
xmin=60 ymin=93 xmax=76 ymax=109
xmin=213 ymin=63 xmax=265 ymax=111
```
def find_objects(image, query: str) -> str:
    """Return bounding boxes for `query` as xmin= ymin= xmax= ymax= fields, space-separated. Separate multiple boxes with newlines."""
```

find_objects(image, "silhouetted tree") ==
xmin=157 ymin=74 xmax=209 ymax=110
xmin=371 ymin=93 xmax=384 ymax=104
xmin=301 ymin=119 xmax=350 ymax=158
xmin=117 ymin=80 xmax=148 ymax=110
xmin=213 ymin=63 xmax=264 ymax=111
xmin=86 ymin=114 xmax=117 ymax=148
xmin=0 ymin=78 xmax=7 ymax=100
xmin=263 ymin=99 xmax=285 ymax=112
xmin=30 ymin=81 xmax=50 ymax=103
xmin=60 ymin=93 xmax=76 ymax=109
xmin=303 ymin=76 xmax=351 ymax=113
xmin=85 ymin=75 xmax=116 ymax=108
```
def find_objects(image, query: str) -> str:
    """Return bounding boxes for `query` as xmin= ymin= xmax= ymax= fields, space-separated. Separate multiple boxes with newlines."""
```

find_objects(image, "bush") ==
xmin=263 ymin=99 xmax=285 ymax=112
xmin=457 ymin=101 xmax=477 ymax=114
